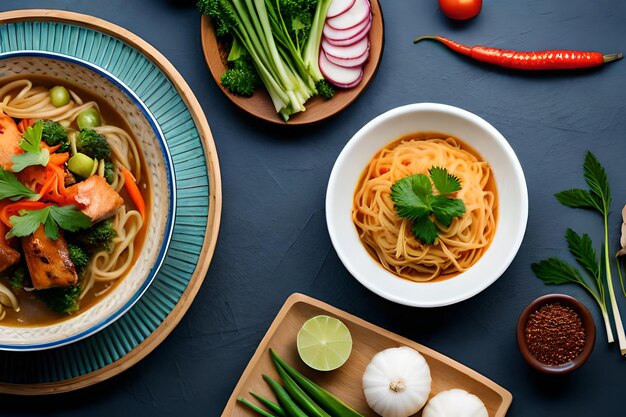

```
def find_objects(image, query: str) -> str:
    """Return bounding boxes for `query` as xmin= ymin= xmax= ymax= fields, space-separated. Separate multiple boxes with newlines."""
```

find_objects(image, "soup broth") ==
xmin=0 ymin=75 xmax=151 ymax=326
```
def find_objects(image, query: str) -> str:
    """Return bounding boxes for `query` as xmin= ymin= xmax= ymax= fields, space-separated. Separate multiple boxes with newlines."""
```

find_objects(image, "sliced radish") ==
xmin=327 ymin=0 xmax=356 ymax=18
xmin=319 ymin=51 xmax=363 ymax=88
xmin=323 ymin=14 xmax=370 ymax=42
xmin=325 ymin=46 xmax=370 ymax=68
xmin=324 ymin=18 xmax=371 ymax=47
xmin=322 ymin=36 xmax=369 ymax=60
xmin=327 ymin=0 xmax=371 ymax=30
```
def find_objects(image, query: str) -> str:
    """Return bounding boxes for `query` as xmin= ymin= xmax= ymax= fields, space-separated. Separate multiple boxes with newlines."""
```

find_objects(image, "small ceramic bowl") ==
xmin=326 ymin=103 xmax=528 ymax=307
xmin=517 ymin=294 xmax=595 ymax=374
xmin=0 ymin=51 xmax=176 ymax=351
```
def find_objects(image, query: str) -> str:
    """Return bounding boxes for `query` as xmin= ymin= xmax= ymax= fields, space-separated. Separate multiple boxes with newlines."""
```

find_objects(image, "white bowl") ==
xmin=326 ymin=103 xmax=528 ymax=307
xmin=0 ymin=51 xmax=176 ymax=350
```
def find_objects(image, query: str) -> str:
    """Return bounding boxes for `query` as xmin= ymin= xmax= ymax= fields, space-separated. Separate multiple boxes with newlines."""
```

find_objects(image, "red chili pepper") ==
xmin=414 ymin=36 xmax=623 ymax=70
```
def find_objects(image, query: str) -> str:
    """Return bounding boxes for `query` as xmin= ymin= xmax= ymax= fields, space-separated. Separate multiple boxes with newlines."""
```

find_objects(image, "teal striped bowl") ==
xmin=0 ymin=10 xmax=220 ymax=391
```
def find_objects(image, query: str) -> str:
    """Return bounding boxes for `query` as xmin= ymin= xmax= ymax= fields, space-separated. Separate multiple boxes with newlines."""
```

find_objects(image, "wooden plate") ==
xmin=200 ymin=2 xmax=385 ymax=125
xmin=222 ymin=294 xmax=512 ymax=417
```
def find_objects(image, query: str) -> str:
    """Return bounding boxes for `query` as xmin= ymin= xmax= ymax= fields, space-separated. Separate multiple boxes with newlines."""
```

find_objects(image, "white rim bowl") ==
xmin=326 ymin=103 xmax=528 ymax=307
xmin=0 ymin=51 xmax=176 ymax=350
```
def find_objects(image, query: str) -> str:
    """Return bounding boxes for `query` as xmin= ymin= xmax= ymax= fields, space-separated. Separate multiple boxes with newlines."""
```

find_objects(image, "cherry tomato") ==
xmin=439 ymin=0 xmax=482 ymax=20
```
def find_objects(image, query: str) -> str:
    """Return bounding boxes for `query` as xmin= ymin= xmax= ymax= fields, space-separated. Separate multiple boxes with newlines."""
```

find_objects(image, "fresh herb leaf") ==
xmin=531 ymin=258 xmax=590 ymax=287
xmin=412 ymin=217 xmax=438 ymax=245
xmin=554 ymin=188 xmax=599 ymax=211
xmin=44 ymin=216 xmax=59 ymax=240
xmin=429 ymin=166 xmax=461 ymax=195
xmin=6 ymin=205 xmax=91 ymax=240
xmin=431 ymin=196 xmax=466 ymax=227
xmin=0 ymin=168 xmax=39 ymax=201
xmin=19 ymin=120 xmax=44 ymax=153
xmin=390 ymin=174 xmax=432 ymax=220
xmin=10 ymin=120 xmax=50 ymax=172
xmin=48 ymin=205 xmax=92 ymax=232
xmin=7 ymin=207 xmax=50 ymax=239
xmin=565 ymin=228 xmax=600 ymax=283
xmin=391 ymin=168 xmax=466 ymax=245
xmin=10 ymin=148 xmax=49 ymax=173
xmin=583 ymin=151 xmax=611 ymax=213
xmin=538 ymin=151 xmax=623 ymax=347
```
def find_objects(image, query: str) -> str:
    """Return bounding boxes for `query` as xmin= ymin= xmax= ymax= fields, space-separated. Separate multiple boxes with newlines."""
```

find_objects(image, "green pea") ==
xmin=68 ymin=153 xmax=95 ymax=179
xmin=50 ymin=86 xmax=70 ymax=107
xmin=77 ymin=108 xmax=101 ymax=129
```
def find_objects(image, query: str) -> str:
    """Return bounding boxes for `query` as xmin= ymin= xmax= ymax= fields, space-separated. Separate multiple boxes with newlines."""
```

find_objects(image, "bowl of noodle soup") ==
xmin=0 ymin=51 xmax=175 ymax=350
xmin=326 ymin=103 xmax=527 ymax=307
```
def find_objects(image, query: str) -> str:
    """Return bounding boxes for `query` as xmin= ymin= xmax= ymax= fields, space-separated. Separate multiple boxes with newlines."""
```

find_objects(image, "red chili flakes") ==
xmin=524 ymin=302 xmax=586 ymax=366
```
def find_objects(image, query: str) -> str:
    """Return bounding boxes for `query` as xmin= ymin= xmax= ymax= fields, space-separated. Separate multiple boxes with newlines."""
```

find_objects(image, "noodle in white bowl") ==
xmin=326 ymin=103 xmax=527 ymax=307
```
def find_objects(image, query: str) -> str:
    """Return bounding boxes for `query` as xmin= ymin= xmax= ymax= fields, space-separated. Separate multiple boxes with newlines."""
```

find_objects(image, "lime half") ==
xmin=297 ymin=315 xmax=353 ymax=371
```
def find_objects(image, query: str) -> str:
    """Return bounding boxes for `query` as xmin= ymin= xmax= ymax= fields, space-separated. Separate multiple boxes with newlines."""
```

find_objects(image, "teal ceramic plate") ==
xmin=0 ymin=10 xmax=222 ymax=393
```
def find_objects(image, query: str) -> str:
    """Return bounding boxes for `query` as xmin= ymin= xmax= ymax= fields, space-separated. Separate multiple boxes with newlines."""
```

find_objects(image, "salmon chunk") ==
xmin=0 ymin=115 xmax=23 ymax=170
xmin=22 ymin=226 xmax=77 ymax=290
xmin=66 ymin=175 xmax=124 ymax=223
xmin=0 ymin=245 xmax=20 ymax=274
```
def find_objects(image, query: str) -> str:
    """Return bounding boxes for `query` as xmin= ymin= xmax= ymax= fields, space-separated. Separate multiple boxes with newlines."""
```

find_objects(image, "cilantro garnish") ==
xmin=10 ymin=120 xmax=50 ymax=172
xmin=6 ymin=205 xmax=92 ymax=240
xmin=0 ymin=168 xmax=39 ymax=201
xmin=390 ymin=167 xmax=466 ymax=245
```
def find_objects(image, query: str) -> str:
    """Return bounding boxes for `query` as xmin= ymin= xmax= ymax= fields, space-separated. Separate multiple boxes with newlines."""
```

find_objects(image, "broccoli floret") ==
xmin=1 ymin=265 xmax=27 ymax=289
xmin=41 ymin=120 xmax=70 ymax=152
xmin=315 ymin=79 xmax=335 ymax=100
xmin=198 ymin=0 xmax=233 ymax=38
xmin=104 ymin=161 xmax=115 ymax=184
xmin=77 ymin=129 xmax=111 ymax=160
xmin=37 ymin=285 xmax=81 ymax=315
xmin=68 ymin=243 xmax=89 ymax=273
xmin=221 ymin=55 xmax=260 ymax=97
xmin=74 ymin=220 xmax=117 ymax=253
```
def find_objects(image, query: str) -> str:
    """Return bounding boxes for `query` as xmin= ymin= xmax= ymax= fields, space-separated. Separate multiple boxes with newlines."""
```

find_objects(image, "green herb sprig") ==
xmin=390 ymin=167 xmax=466 ymax=245
xmin=10 ymin=120 xmax=50 ymax=172
xmin=532 ymin=152 xmax=626 ymax=354
xmin=0 ymin=168 xmax=39 ymax=201
xmin=6 ymin=205 xmax=92 ymax=240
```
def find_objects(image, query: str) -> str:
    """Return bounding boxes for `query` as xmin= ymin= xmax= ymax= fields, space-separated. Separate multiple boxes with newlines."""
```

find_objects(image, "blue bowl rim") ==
xmin=0 ymin=50 xmax=177 ymax=351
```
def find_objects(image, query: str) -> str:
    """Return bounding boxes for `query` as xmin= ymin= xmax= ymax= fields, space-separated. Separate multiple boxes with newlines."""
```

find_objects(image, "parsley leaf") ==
xmin=0 ymin=168 xmax=39 ymax=201
xmin=429 ymin=166 xmax=461 ymax=195
xmin=390 ymin=174 xmax=432 ymax=220
xmin=20 ymin=120 xmax=44 ymax=153
xmin=6 ymin=206 xmax=91 ymax=240
xmin=412 ymin=217 xmax=438 ymax=245
xmin=10 ymin=120 xmax=50 ymax=172
xmin=432 ymin=196 xmax=466 ymax=227
xmin=390 ymin=167 xmax=466 ymax=245
xmin=7 ymin=207 xmax=50 ymax=239
xmin=10 ymin=149 xmax=49 ymax=173
xmin=48 ymin=205 xmax=92 ymax=232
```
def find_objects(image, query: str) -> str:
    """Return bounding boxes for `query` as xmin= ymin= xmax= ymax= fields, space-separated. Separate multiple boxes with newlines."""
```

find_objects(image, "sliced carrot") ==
xmin=121 ymin=169 xmax=145 ymax=221
xmin=0 ymin=201 xmax=51 ymax=227
xmin=16 ymin=118 xmax=35 ymax=134
xmin=39 ymin=142 xmax=62 ymax=154
xmin=48 ymin=152 xmax=69 ymax=166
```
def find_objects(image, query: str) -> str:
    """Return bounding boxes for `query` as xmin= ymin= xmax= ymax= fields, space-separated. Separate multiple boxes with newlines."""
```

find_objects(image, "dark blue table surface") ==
xmin=1 ymin=0 xmax=626 ymax=416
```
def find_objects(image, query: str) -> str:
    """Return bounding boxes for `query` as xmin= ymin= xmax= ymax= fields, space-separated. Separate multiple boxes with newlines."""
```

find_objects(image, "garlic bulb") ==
xmin=362 ymin=346 xmax=431 ymax=417
xmin=422 ymin=389 xmax=488 ymax=417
